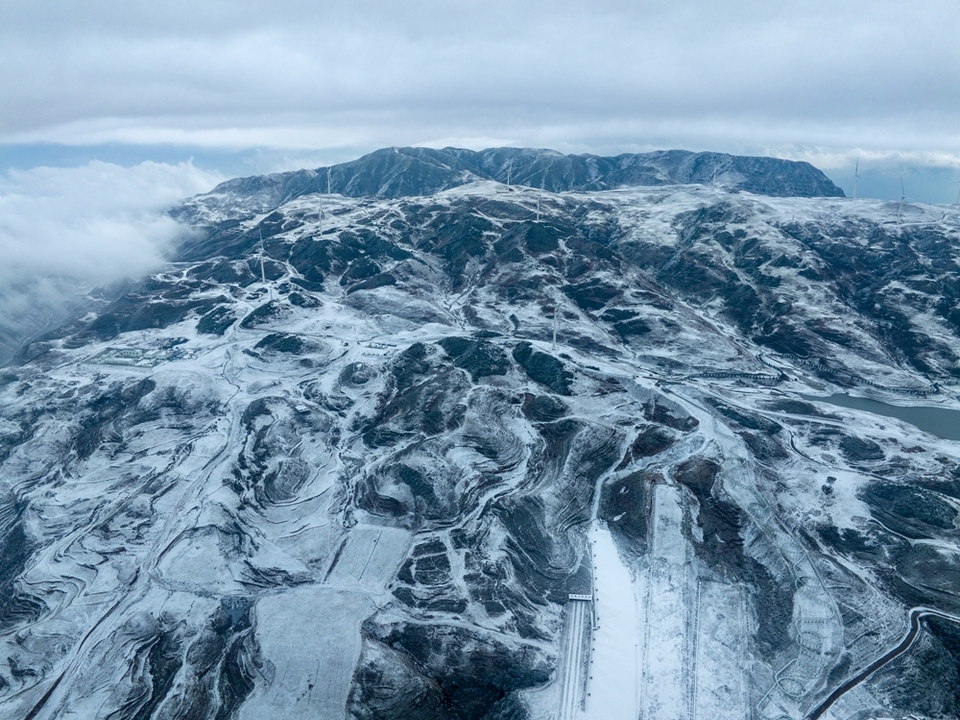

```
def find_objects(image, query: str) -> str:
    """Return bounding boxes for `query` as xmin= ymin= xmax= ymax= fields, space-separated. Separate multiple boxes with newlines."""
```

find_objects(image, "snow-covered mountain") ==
xmin=2 ymin=148 xmax=959 ymax=720
xmin=171 ymin=146 xmax=844 ymax=225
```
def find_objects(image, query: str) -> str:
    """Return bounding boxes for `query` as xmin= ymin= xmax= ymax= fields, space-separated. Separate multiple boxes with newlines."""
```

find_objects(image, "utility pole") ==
xmin=552 ymin=295 xmax=559 ymax=350
xmin=259 ymin=228 xmax=272 ymax=300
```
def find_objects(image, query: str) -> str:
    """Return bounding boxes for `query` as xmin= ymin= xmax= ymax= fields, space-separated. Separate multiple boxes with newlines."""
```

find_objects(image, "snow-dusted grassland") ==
xmin=1 ymin=171 xmax=960 ymax=720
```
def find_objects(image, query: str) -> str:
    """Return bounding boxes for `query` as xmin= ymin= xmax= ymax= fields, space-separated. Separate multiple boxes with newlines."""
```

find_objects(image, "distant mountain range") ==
xmin=176 ymin=146 xmax=844 ymax=222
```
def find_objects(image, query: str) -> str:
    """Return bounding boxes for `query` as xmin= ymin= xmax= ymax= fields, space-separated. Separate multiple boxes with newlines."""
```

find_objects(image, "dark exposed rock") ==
xmin=254 ymin=333 xmax=304 ymax=354
xmin=563 ymin=279 xmax=621 ymax=312
xmin=599 ymin=471 xmax=654 ymax=555
xmin=421 ymin=212 xmax=493 ymax=289
xmin=438 ymin=337 xmax=510 ymax=381
xmin=862 ymin=483 xmax=958 ymax=540
xmin=706 ymin=399 xmax=782 ymax=435
xmin=392 ymin=343 xmax=432 ymax=390
xmin=512 ymin=342 xmax=573 ymax=395
xmin=340 ymin=257 xmax=383 ymax=286
xmin=866 ymin=619 xmax=960 ymax=718
xmin=642 ymin=399 xmax=699 ymax=432
xmin=520 ymin=394 xmax=569 ymax=422
xmin=347 ymin=273 xmax=397 ymax=293
xmin=72 ymin=379 xmax=156 ymax=460
xmin=494 ymin=221 xmax=568 ymax=257
xmin=76 ymin=296 xmax=223 ymax=342
xmin=197 ymin=306 xmax=236 ymax=335
xmin=630 ymin=426 xmax=675 ymax=458
xmin=674 ymin=458 xmax=721 ymax=497
xmin=764 ymin=399 xmax=825 ymax=417
xmin=816 ymin=524 xmax=889 ymax=560
xmin=612 ymin=318 xmax=652 ymax=341
xmin=839 ymin=434 xmax=885 ymax=463
xmin=349 ymin=638 xmax=450 ymax=720
xmin=239 ymin=300 xmax=286 ymax=329
xmin=0 ymin=502 xmax=44 ymax=632
xmin=359 ymin=619 xmax=550 ymax=720
xmin=113 ymin=622 xmax=184 ymax=720
xmin=340 ymin=362 xmax=378 ymax=387
xmin=738 ymin=431 xmax=789 ymax=462
xmin=189 ymin=258 xmax=257 ymax=286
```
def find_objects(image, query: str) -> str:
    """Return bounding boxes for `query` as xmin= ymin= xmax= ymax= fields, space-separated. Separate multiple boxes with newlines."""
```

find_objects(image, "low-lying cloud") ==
xmin=0 ymin=161 xmax=220 ymax=362
xmin=3 ymin=1 xmax=959 ymax=161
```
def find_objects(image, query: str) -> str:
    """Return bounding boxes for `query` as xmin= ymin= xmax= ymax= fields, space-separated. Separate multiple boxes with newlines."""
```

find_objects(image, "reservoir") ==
xmin=801 ymin=393 xmax=960 ymax=441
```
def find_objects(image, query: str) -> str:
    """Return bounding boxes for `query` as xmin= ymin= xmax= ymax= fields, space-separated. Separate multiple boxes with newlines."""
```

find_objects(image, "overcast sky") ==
xmin=3 ymin=1 xmax=959 ymax=176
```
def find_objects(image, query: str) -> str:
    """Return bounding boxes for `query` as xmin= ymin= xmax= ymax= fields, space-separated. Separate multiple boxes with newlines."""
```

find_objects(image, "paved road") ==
xmin=806 ymin=606 xmax=960 ymax=720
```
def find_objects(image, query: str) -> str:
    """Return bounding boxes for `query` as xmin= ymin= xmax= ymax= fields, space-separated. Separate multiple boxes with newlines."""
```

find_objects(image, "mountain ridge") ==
xmin=179 ymin=146 xmax=843 ymax=223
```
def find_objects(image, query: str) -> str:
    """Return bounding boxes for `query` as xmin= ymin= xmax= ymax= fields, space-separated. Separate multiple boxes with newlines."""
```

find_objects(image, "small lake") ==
xmin=801 ymin=393 xmax=960 ymax=441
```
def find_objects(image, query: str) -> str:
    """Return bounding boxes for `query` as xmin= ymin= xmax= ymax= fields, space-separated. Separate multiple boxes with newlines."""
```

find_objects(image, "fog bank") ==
xmin=0 ymin=161 xmax=220 ymax=363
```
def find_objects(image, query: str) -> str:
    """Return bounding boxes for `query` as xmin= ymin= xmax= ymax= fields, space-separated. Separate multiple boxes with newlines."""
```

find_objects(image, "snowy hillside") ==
xmin=2 ymin=151 xmax=960 ymax=720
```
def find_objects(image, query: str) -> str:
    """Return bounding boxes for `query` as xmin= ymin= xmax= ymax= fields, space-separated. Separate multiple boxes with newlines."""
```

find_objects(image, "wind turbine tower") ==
xmin=897 ymin=177 xmax=908 ymax=222
xmin=952 ymin=180 xmax=960 ymax=205
xmin=552 ymin=292 xmax=559 ymax=350
xmin=852 ymin=158 xmax=861 ymax=199
xmin=259 ymin=228 xmax=270 ymax=299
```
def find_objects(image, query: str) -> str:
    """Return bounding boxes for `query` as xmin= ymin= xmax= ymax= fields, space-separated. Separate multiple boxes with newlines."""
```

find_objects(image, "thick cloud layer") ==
xmin=0 ymin=161 xmax=219 ymax=362
xmin=2 ymin=1 xmax=958 ymax=161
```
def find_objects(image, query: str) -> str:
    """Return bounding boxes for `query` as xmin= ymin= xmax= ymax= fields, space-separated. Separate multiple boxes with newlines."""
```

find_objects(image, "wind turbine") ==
xmin=952 ymin=179 xmax=960 ymax=205
xmin=314 ymin=168 xmax=332 ymax=240
xmin=897 ymin=177 xmax=909 ymax=222
xmin=552 ymin=290 xmax=560 ymax=350
xmin=852 ymin=158 xmax=861 ymax=199
xmin=318 ymin=193 xmax=324 ymax=238
xmin=258 ymin=228 xmax=271 ymax=299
